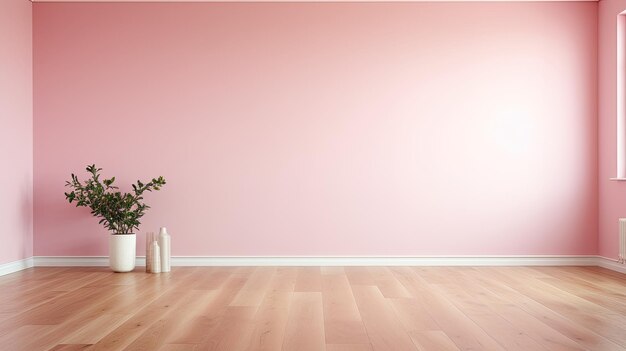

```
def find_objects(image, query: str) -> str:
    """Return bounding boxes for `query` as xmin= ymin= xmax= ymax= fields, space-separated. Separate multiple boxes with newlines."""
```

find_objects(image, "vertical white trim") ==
xmin=0 ymin=257 xmax=34 ymax=276
xmin=620 ymin=224 xmax=626 ymax=264
xmin=617 ymin=14 xmax=626 ymax=178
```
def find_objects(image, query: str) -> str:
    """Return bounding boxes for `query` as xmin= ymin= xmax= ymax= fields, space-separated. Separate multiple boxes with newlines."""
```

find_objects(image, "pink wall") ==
xmin=33 ymin=2 xmax=598 ymax=257
xmin=599 ymin=0 xmax=626 ymax=260
xmin=1 ymin=0 xmax=33 ymax=264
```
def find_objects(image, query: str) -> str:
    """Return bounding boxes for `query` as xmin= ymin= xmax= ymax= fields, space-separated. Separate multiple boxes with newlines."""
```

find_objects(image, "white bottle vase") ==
xmin=151 ymin=241 xmax=161 ymax=274
xmin=109 ymin=233 xmax=136 ymax=272
xmin=158 ymin=227 xmax=171 ymax=273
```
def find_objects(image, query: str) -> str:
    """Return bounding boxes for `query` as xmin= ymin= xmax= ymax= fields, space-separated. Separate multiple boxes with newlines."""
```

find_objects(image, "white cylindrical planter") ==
xmin=109 ymin=233 xmax=136 ymax=272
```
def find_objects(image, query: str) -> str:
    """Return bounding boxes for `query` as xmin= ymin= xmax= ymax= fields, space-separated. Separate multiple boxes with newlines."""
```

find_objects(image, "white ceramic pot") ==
xmin=109 ymin=233 xmax=136 ymax=272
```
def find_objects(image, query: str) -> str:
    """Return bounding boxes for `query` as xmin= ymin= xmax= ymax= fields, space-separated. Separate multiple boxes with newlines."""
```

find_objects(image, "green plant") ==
xmin=65 ymin=164 xmax=166 ymax=234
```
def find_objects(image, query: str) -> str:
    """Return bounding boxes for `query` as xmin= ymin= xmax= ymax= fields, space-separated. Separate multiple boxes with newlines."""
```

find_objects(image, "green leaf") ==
xmin=64 ymin=164 xmax=166 ymax=234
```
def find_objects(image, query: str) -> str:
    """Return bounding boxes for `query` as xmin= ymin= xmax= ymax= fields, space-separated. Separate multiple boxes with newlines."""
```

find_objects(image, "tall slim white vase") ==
xmin=159 ymin=227 xmax=171 ymax=273
xmin=150 ymin=240 xmax=161 ymax=274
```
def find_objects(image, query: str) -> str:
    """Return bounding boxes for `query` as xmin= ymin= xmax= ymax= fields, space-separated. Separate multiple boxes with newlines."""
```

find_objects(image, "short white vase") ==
xmin=109 ymin=233 xmax=136 ymax=272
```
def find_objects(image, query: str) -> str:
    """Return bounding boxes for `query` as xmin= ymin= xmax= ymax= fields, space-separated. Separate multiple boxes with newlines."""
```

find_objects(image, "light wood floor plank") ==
xmin=430 ymin=283 xmax=548 ymax=351
xmin=156 ymin=344 xmax=196 ymax=351
xmin=230 ymin=267 xmax=276 ymax=307
xmin=294 ymin=267 xmax=322 ymax=292
xmin=0 ymin=266 xmax=622 ymax=351
xmin=61 ymin=313 xmax=130 ymax=345
xmin=48 ymin=344 xmax=92 ymax=351
xmin=245 ymin=290 xmax=292 ymax=351
xmin=167 ymin=271 xmax=250 ymax=345
xmin=325 ymin=344 xmax=373 ymax=351
xmin=388 ymin=298 xmax=440 ymax=332
xmin=392 ymin=268 xmax=505 ymax=351
xmin=453 ymin=268 xmax=586 ymax=351
xmin=125 ymin=289 xmax=219 ymax=350
xmin=368 ymin=267 xmax=412 ymax=298
xmin=533 ymin=270 xmax=626 ymax=314
xmin=88 ymin=269 xmax=202 ymax=351
xmin=321 ymin=271 xmax=369 ymax=345
xmin=89 ymin=289 xmax=191 ymax=351
xmin=196 ymin=306 xmax=257 ymax=350
xmin=283 ymin=292 xmax=326 ymax=351
xmin=408 ymin=330 xmax=460 ymax=351
xmin=490 ymin=267 xmax=626 ymax=348
xmin=351 ymin=285 xmax=416 ymax=351
xmin=344 ymin=267 xmax=374 ymax=286
xmin=245 ymin=266 xmax=297 ymax=351
xmin=472 ymin=267 xmax=625 ymax=351
xmin=0 ymin=325 xmax=56 ymax=351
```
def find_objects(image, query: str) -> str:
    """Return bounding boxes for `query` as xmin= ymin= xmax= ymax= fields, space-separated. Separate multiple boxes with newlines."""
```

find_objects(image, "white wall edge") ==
xmin=31 ymin=0 xmax=600 ymax=3
xmin=0 ymin=257 xmax=34 ymax=276
xmin=33 ymin=255 xmax=602 ymax=267
xmin=0 ymin=255 xmax=620 ymax=276
xmin=34 ymin=256 xmax=145 ymax=267
xmin=596 ymin=256 xmax=626 ymax=274
xmin=166 ymin=255 xmax=601 ymax=267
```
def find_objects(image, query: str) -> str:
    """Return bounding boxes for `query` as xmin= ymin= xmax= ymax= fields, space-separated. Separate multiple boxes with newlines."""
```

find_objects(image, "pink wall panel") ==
xmin=1 ymin=0 xmax=33 ymax=264
xmin=33 ymin=2 xmax=598 ymax=257
xmin=599 ymin=0 xmax=626 ymax=260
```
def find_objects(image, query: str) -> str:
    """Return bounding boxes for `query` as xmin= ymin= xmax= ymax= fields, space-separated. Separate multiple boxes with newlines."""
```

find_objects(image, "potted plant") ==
xmin=64 ymin=165 xmax=166 ymax=272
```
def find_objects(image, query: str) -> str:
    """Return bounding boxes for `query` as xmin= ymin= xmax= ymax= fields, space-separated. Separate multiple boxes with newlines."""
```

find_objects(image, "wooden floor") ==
xmin=0 ymin=266 xmax=625 ymax=351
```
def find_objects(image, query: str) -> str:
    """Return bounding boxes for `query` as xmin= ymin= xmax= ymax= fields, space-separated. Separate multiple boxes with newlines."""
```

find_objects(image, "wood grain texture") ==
xmin=283 ymin=292 xmax=325 ymax=351
xmin=0 ymin=266 xmax=623 ymax=351
xmin=321 ymin=270 xmax=369 ymax=345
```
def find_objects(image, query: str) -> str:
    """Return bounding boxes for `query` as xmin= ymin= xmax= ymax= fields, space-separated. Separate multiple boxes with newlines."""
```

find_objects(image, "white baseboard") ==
xmin=596 ymin=256 xmax=626 ymax=274
xmin=32 ymin=256 xmax=139 ymax=267
xmin=34 ymin=255 xmax=600 ymax=267
xmin=0 ymin=257 xmax=34 ymax=276
xmin=167 ymin=255 xmax=601 ymax=267
xmin=1 ymin=255 xmax=622 ymax=276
